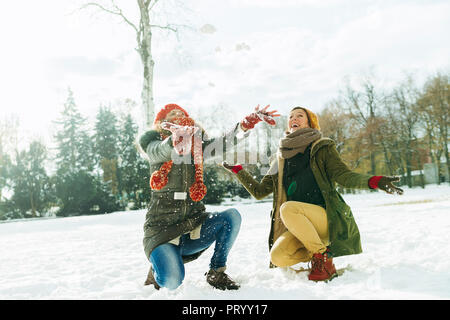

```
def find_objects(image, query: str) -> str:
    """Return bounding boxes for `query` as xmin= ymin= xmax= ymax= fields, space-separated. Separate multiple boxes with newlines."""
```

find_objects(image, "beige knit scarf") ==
xmin=279 ymin=128 xmax=322 ymax=159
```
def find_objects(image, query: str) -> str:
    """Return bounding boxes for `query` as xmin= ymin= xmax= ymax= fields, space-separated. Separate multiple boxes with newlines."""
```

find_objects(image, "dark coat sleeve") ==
xmin=139 ymin=130 xmax=173 ymax=165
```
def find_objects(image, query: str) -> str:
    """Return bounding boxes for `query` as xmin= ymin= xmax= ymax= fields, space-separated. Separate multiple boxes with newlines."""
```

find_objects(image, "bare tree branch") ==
xmin=149 ymin=0 xmax=159 ymax=11
xmin=110 ymin=0 xmax=139 ymax=32
xmin=81 ymin=2 xmax=138 ymax=33
xmin=149 ymin=24 xmax=178 ymax=32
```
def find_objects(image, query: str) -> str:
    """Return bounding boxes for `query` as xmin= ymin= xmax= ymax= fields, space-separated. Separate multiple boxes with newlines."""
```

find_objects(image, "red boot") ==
xmin=308 ymin=250 xmax=337 ymax=282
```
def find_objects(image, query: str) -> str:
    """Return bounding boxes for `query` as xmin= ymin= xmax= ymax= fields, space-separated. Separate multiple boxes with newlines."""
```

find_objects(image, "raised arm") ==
xmin=323 ymin=143 xmax=403 ymax=195
xmin=203 ymin=105 xmax=280 ymax=161
xmin=139 ymin=130 xmax=173 ymax=165
xmin=222 ymin=162 xmax=275 ymax=200
xmin=146 ymin=137 xmax=173 ymax=164
xmin=202 ymin=122 xmax=250 ymax=159
xmin=324 ymin=142 xmax=373 ymax=189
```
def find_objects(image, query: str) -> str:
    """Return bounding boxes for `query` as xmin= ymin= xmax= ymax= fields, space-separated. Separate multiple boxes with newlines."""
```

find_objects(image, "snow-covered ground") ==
xmin=1 ymin=184 xmax=449 ymax=300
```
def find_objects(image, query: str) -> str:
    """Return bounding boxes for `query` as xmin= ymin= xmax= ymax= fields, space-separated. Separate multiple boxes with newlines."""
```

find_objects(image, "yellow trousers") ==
xmin=270 ymin=201 xmax=329 ymax=267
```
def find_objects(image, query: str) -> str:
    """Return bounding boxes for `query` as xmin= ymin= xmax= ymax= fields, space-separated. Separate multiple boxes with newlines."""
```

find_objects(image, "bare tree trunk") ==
xmin=445 ymin=146 xmax=450 ymax=184
xmin=30 ymin=191 xmax=36 ymax=218
xmin=440 ymin=124 xmax=449 ymax=184
xmin=365 ymin=83 xmax=377 ymax=175
xmin=392 ymin=141 xmax=405 ymax=178
xmin=82 ymin=0 xmax=181 ymax=129
xmin=137 ymin=0 xmax=155 ymax=127
xmin=405 ymin=147 xmax=412 ymax=188
xmin=369 ymin=132 xmax=376 ymax=175
xmin=380 ymin=141 xmax=394 ymax=176
xmin=415 ymin=151 xmax=425 ymax=188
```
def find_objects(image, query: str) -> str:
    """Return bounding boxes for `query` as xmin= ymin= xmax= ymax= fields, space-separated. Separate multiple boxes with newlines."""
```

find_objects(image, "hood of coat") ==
xmin=310 ymin=137 xmax=335 ymax=158
xmin=139 ymin=130 xmax=161 ymax=151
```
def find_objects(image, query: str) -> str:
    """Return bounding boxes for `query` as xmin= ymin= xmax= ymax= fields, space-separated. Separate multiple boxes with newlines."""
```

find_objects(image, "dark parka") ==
xmin=235 ymin=138 xmax=372 ymax=261
xmin=140 ymin=124 xmax=249 ymax=262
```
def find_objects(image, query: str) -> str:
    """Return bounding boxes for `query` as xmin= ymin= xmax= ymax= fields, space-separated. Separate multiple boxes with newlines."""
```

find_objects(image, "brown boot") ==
xmin=144 ymin=266 xmax=160 ymax=290
xmin=206 ymin=269 xmax=240 ymax=291
xmin=308 ymin=250 xmax=337 ymax=282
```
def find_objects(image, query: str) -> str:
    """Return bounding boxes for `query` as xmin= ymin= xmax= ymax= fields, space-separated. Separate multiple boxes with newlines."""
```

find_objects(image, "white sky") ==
xmin=0 ymin=0 xmax=449 ymax=148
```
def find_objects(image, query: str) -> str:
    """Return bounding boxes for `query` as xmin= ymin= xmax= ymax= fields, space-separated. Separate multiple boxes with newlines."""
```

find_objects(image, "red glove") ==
xmin=161 ymin=122 xmax=199 ymax=155
xmin=368 ymin=176 xmax=383 ymax=189
xmin=222 ymin=162 xmax=243 ymax=174
xmin=369 ymin=176 xmax=403 ymax=195
xmin=240 ymin=105 xmax=280 ymax=131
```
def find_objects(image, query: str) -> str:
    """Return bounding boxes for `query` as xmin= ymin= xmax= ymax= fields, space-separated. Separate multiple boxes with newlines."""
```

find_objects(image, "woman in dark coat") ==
xmin=223 ymin=106 xmax=403 ymax=281
xmin=139 ymin=103 xmax=279 ymax=290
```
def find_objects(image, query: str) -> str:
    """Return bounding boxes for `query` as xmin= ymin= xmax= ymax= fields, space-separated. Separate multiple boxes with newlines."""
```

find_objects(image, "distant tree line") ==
xmin=319 ymin=72 xmax=449 ymax=189
xmin=0 ymin=89 xmax=153 ymax=220
xmin=1 ymin=71 xmax=448 ymax=220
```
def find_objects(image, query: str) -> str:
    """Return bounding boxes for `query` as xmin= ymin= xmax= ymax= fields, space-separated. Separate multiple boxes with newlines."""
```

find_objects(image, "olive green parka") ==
xmin=235 ymin=138 xmax=372 ymax=259
xmin=140 ymin=123 xmax=249 ymax=261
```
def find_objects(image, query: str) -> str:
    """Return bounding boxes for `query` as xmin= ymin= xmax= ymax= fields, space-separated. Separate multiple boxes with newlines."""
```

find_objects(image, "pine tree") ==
xmin=55 ymin=170 xmax=118 ymax=216
xmin=0 ymin=115 xmax=19 ymax=207
xmin=117 ymin=114 xmax=150 ymax=209
xmin=203 ymin=164 xmax=226 ymax=204
xmin=94 ymin=106 xmax=119 ymax=195
xmin=117 ymin=114 xmax=138 ymax=207
xmin=0 ymin=144 xmax=12 ymax=220
xmin=53 ymin=89 xmax=120 ymax=216
xmin=0 ymin=144 xmax=10 ymax=202
xmin=10 ymin=141 xmax=53 ymax=218
xmin=54 ymin=88 xmax=90 ymax=173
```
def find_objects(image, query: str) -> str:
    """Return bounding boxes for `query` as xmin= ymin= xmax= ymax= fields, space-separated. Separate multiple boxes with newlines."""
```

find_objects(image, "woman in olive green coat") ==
xmin=223 ymin=106 xmax=403 ymax=281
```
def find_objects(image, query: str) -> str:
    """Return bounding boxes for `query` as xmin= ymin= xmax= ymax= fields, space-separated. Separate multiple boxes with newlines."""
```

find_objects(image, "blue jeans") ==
xmin=149 ymin=208 xmax=242 ymax=290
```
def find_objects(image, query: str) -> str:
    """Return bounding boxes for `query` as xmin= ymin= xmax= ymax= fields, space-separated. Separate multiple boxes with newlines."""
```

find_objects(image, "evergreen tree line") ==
xmin=0 ymin=89 xmax=252 ymax=220
xmin=0 ymin=89 xmax=152 ymax=220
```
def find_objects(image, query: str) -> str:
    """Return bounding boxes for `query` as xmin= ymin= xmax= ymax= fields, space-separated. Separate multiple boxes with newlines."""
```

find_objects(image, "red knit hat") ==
xmin=153 ymin=104 xmax=189 ymax=124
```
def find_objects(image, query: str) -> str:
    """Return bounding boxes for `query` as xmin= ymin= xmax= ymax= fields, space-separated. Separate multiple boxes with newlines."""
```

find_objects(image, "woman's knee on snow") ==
xmin=157 ymin=266 xmax=185 ymax=290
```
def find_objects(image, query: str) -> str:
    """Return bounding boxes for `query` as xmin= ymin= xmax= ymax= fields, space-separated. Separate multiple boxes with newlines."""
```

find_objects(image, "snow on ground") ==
xmin=0 ymin=184 xmax=449 ymax=300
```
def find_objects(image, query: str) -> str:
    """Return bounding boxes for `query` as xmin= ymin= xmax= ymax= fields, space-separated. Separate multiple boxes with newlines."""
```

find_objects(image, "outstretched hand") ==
xmin=221 ymin=161 xmax=243 ymax=174
xmin=241 ymin=104 xmax=281 ymax=131
xmin=254 ymin=104 xmax=281 ymax=125
xmin=161 ymin=121 xmax=199 ymax=155
xmin=378 ymin=176 xmax=404 ymax=195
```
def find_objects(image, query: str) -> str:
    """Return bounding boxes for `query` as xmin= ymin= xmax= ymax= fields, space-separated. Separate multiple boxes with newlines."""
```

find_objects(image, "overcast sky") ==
xmin=0 ymin=0 xmax=449 ymax=147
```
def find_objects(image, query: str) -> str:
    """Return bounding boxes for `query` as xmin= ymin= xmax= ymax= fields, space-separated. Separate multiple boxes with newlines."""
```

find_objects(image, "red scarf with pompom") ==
xmin=150 ymin=117 xmax=207 ymax=202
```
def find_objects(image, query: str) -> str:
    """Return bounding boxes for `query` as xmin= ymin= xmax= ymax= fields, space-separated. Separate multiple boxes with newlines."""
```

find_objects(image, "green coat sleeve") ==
xmin=235 ymin=168 xmax=275 ymax=200
xmin=324 ymin=143 xmax=372 ymax=189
